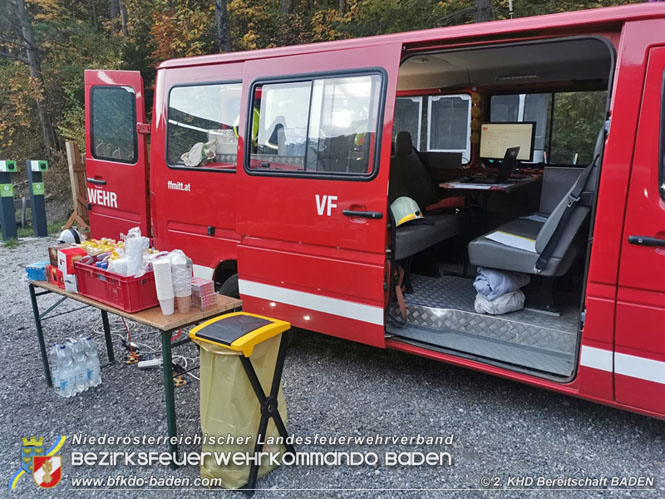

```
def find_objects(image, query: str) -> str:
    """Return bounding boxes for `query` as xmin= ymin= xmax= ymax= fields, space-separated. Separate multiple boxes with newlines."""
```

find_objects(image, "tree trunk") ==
xmin=280 ymin=0 xmax=292 ymax=16
xmin=110 ymin=0 xmax=119 ymax=19
xmin=474 ymin=0 xmax=491 ymax=23
xmin=338 ymin=0 xmax=345 ymax=15
xmin=119 ymin=0 xmax=129 ymax=38
xmin=90 ymin=0 xmax=97 ymax=29
xmin=12 ymin=0 xmax=57 ymax=155
xmin=214 ymin=0 xmax=232 ymax=53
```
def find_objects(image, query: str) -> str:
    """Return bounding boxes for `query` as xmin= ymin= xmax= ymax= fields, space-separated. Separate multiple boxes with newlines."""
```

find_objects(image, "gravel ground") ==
xmin=1 ymin=237 xmax=664 ymax=498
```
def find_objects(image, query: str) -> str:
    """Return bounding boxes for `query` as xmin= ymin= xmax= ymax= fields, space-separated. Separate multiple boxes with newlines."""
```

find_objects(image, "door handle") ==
xmin=342 ymin=210 xmax=383 ymax=219
xmin=86 ymin=177 xmax=107 ymax=186
xmin=628 ymin=235 xmax=665 ymax=247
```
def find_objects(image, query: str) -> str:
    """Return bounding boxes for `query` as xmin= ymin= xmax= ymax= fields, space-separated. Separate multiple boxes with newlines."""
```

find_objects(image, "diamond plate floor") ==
xmin=386 ymin=275 xmax=580 ymax=377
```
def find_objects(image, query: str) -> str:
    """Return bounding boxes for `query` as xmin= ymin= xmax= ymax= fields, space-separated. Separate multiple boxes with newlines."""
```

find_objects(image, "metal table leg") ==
xmin=161 ymin=329 xmax=178 ymax=469
xmin=100 ymin=310 xmax=115 ymax=364
xmin=29 ymin=283 xmax=52 ymax=387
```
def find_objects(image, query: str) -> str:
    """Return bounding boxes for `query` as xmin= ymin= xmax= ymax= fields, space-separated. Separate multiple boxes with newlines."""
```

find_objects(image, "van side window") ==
xmin=393 ymin=97 xmax=422 ymax=149
xmin=427 ymin=95 xmax=471 ymax=162
xmin=490 ymin=91 xmax=606 ymax=164
xmin=91 ymin=86 xmax=137 ymax=163
xmin=167 ymin=83 xmax=242 ymax=170
xmin=392 ymin=94 xmax=470 ymax=162
xmin=249 ymin=74 xmax=382 ymax=176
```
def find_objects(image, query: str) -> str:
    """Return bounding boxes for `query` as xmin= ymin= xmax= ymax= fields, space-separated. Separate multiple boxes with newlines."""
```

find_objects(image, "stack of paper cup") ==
xmin=152 ymin=258 xmax=174 ymax=315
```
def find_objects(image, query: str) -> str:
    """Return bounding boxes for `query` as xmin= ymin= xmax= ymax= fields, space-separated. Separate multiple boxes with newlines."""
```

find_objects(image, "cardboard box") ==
xmin=57 ymin=247 xmax=87 ymax=275
xmin=63 ymin=273 xmax=78 ymax=293
xmin=55 ymin=269 xmax=65 ymax=290
xmin=48 ymin=243 xmax=72 ymax=267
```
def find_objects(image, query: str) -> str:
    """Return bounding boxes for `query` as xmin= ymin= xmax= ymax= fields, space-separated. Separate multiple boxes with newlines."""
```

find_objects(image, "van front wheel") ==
xmin=219 ymin=273 xmax=240 ymax=299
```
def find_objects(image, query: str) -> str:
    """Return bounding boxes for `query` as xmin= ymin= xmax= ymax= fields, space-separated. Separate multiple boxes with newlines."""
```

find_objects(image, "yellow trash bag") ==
xmin=196 ymin=334 xmax=287 ymax=489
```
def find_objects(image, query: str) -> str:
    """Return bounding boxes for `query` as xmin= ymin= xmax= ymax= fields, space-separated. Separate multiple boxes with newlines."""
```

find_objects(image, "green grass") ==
xmin=17 ymin=221 xmax=65 ymax=238
xmin=3 ymin=238 xmax=20 ymax=249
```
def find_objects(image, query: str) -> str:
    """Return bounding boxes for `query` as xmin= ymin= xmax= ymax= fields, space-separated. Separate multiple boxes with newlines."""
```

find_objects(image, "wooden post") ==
xmin=63 ymin=141 xmax=90 ymax=230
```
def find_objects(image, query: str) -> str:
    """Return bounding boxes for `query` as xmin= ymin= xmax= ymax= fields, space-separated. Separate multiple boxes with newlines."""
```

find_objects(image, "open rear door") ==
xmin=84 ymin=70 xmax=150 ymax=239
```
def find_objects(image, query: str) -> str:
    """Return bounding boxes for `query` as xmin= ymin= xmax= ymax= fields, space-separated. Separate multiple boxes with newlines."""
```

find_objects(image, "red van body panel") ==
xmin=85 ymin=4 xmax=665 ymax=419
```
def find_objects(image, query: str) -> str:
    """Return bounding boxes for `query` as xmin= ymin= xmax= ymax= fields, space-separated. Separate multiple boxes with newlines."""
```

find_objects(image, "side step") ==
xmin=388 ymin=322 xmax=575 ymax=377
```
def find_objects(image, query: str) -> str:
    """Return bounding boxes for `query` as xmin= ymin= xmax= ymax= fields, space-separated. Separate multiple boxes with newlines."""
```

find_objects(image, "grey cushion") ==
xmin=468 ymin=208 xmax=588 ymax=276
xmin=539 ymin=167 xmax=584 ymax=214
xmin=394 ymin=213 xmax=461 ymax=261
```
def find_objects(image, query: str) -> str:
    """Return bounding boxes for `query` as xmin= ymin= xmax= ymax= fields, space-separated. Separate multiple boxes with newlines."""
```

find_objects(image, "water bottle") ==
xmin=51 ymin=345 xmax=64 ymax=397
xmin=68 ymin=339 xmax=89 ymax=393
xmin=56 ymin=345 xmax=75 ymax=397
xmin=82 ymin=336 xmax=102 ymax=387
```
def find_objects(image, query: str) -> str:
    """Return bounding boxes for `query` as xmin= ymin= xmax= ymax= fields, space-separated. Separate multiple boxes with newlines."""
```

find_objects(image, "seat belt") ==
xmin=534 ymin=156 xmax=598 ymax=273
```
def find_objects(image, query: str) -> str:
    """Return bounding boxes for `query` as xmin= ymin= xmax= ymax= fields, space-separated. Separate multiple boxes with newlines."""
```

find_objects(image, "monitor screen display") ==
xmin=479 ymin=122 xmax=535 ymax=161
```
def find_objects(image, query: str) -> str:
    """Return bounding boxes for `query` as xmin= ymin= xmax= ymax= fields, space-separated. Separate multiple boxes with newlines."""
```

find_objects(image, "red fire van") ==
xmin=84 ymin=4 xmax=665 ymax=419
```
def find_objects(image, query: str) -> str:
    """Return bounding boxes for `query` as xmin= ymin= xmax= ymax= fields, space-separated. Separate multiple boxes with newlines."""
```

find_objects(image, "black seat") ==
xmin=390 ymin=131 xmax=460 ymax=260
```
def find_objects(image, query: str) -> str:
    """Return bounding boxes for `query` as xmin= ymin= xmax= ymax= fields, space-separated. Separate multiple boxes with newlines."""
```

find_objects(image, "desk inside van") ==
xmin=440 ymin=176 xmax=537 ymax=192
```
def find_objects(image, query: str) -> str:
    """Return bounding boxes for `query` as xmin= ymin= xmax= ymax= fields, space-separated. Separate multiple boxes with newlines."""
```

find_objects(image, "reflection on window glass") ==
xmin=167 ymin=83 xmax=241 ymax=169
xmin=249 ymin=74 xmax=382 ymax=175
xmin=490 ymin=91 xmax=606 ymax=164
xmin=427 ymin=95 xmax=471 ymax=161
xmin=393 ymin=97 xmax=422 ymax=148
xmin=91 ymin=86 xmax=137 ymax=163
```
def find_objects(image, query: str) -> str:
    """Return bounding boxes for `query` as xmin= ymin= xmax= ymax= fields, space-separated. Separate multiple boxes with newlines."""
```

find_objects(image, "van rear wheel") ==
xmin=219 ymin=273 xmax=239 ymax=299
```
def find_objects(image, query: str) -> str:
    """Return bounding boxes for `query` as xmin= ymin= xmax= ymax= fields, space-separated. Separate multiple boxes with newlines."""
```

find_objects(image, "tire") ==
xmin=219 ymin=273 xmax=240 ymax=299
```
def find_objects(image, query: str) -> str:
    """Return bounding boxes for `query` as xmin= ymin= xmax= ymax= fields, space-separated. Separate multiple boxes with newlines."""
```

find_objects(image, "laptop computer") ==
xmin=461 ymin=146 xmax=521 ymax=184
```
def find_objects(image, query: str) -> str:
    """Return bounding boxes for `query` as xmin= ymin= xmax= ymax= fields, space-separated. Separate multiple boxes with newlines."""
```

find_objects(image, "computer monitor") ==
xmin=479 ymin=122 xmax=535 ymax=162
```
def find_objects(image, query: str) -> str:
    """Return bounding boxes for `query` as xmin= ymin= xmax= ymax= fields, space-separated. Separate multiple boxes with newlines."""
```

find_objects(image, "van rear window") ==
xmin=90 ymin=86 xmax=137 ymax=163
xmin=167 ymin=83 xmax=242 ymax=170
xmin=248 ymin=74 xmax=382 ymax=177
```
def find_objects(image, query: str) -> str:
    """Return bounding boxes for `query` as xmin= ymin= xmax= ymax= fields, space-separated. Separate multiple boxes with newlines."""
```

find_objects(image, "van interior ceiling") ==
xmin=386 ymin=37 xmax=613 ymax=380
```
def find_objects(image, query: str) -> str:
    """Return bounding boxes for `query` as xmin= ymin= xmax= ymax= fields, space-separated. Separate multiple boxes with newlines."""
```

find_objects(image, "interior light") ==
xmin=412 ymin=57 xmax=429 ymax=64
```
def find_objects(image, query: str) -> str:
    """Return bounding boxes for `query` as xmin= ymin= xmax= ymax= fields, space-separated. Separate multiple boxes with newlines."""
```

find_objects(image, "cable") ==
xmin=121 ymin=317 xmax=139 ymax=361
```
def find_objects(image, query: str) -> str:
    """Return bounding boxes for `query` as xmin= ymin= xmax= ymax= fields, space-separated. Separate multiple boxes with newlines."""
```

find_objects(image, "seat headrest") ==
xmin=395 ymin=131 xmax=413 ymax=156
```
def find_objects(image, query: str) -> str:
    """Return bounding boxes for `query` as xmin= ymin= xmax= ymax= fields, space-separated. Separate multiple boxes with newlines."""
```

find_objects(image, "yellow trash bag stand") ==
xmin=190 ymin=312 xmax=295 ymax=490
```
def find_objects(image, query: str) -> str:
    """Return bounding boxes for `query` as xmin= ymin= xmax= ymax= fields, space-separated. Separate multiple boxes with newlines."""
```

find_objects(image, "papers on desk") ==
xmin=486 ymin=230 xmax=537 ymax=253
xmin=445 ymin=182 xmax=492 ymax=190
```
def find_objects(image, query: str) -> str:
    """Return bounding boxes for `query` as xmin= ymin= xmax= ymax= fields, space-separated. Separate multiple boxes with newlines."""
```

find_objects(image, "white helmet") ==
xmin=58 ymin=229 xmax=81 ymax=244
xmin=391 ymin=196 xmax=424 ymax=227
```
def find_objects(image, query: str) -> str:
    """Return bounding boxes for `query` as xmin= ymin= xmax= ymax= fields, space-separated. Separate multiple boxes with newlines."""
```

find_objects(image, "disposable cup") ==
xmin=153 ymin=259 xmax=174 ymax=299
xmin=176 ymin=295 xmax=191 ymax=314
xmin=159 ymin=297 xmax=175 ymax=316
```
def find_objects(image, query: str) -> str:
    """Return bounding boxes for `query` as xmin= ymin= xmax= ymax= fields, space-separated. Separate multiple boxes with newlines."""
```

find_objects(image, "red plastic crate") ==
xmin=74 ymin=261 xmax=159 ymax=313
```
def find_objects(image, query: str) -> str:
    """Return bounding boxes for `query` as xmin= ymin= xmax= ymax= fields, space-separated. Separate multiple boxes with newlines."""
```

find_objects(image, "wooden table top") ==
xmin=31 ymin=281 xmax=243 ymax=332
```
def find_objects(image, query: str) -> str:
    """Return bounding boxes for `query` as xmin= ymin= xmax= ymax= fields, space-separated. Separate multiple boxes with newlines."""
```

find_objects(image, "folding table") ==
xmin=28 ymin=280 xmax=242 ymax=466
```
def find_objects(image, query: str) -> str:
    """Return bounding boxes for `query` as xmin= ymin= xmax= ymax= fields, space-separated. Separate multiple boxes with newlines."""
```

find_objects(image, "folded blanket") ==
xmin=474 ymin=290 xmax=525 ymax=315
xmin=473 ymin=267 xmax=530 ymax=301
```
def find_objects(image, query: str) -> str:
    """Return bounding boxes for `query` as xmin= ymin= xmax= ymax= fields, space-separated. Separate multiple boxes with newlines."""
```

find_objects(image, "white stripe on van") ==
xmin=238 ymin=279 xmax=384 ymax=326
xmin=193 ymin=264 xmax=214 ymax=280
xmin=615 ymin=352 xmax=665 ymax=385
xmin=580 ymin=345 xmax=613 ymax=372
xmin=581 ymin=345 xmax=665 ymax=385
